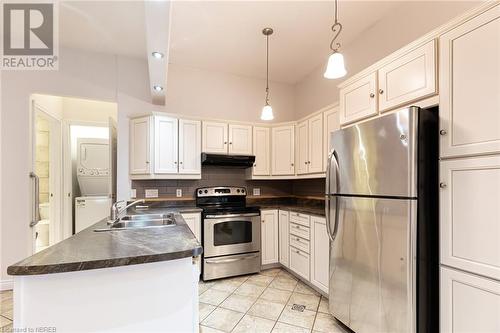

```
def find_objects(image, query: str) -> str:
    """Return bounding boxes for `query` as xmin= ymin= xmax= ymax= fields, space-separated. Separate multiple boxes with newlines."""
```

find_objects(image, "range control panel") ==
xmin=196 ymin=186 xmax=246 ymax=197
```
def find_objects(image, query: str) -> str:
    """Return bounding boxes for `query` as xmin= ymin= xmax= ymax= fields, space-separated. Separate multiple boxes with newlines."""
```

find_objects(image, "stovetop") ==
xmin=200 ymin=205 xmax=260 ymax=217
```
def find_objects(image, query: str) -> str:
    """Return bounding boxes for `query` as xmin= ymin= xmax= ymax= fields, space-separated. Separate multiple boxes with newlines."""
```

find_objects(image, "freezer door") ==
xmin=329 ymin=196 xmax=416 ymax=333
xmin=327 ymin=107 xmax=418 ymax=197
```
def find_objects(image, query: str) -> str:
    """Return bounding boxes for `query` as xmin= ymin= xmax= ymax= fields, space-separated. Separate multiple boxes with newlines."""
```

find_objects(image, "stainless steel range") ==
xmin=196 ymin=186 xmax=261 ymax=281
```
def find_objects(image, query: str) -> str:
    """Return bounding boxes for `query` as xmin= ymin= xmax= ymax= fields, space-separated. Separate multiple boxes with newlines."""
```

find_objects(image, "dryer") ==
xmin=77 ymin=138 xmax=110 ymax=196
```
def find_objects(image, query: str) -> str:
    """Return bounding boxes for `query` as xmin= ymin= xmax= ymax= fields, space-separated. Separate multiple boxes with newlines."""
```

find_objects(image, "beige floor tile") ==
xmin=225 ymin=275 xmax=249 ymax=284
xmin=278 ymin=270 xmax=298 ymax=280
xmin=259 ymin=287 xmax=292 ymax=304
xmin=219 ymin=294 xmax=256 ymax=313
xmin=199 ymin=288 xmax=231 ymax=306
xmin=233 ymin=282 xmax=266 ymax=298
xmin=0 ymin=298 xmax=13 ymax=315
xmin=247 ymin=274 xmax=274 ymax=287
xmin=199 ymin=324 xmax=226 ymax=333
xmin=278 ymin=305 xmax=316 ymax=329
xmin=2 ymin=310 xmax=12 ymax=320
xmin=247 ymin=298 xmax=286 ymax=321
xmin=0 ymin=291 xmax=12 ymax=302
xmin=272 ymin=322 xmax=311 ymax=333
xmin=232 ymin=314 xmax=275 ymax=333
xmin=318 ymin=297 xmax=329 ymax=314
xmin=199 ymin=283 xmax=210 ymax=295
xmin=288 ymin=292 xmax=320 ymax=311
xmin=212 ymin=279 xmax=242 ymax=293
xmin=294 ymin=281 xmax=320 ymax=296
xmin=260 ymin=268 xmax=282 ymax=277
xmin=201 ymin=307 xmax=244 ymax=332
xmin=313 ymin=312 xmax=346 ymax=333
xmin=0 ymin=315 xmax=12 ymax=328
xmin=270 ymin=276 xmax=298 ymax=292
xmin=199 ymin=302 xmax=217 ymax=322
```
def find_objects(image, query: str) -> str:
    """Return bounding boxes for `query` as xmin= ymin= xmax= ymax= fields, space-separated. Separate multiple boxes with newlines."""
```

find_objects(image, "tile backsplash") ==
xmin=131 ymin=166 xmax=325 ymax=198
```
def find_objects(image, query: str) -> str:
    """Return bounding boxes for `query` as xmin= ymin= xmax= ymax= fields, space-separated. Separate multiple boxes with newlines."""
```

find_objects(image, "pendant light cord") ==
xmin=329 ymin=0 xmax=342 ymax=53
xmin=265 ymin=33 xmax=270 ymax=105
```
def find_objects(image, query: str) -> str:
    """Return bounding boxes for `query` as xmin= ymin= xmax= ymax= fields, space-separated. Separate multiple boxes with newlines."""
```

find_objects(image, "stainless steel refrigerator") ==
xmin=325 ymin=106 xmax=439 ymax=333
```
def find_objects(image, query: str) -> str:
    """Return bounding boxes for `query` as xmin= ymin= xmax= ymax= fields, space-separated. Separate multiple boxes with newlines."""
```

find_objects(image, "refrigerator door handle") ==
xmin=325 ymin=149 xmax=340 ymax=242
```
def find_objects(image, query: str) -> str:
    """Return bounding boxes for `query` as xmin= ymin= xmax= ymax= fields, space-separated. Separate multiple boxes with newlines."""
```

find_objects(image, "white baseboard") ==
xmin=0 ymin=279 xmax=13 ymax=291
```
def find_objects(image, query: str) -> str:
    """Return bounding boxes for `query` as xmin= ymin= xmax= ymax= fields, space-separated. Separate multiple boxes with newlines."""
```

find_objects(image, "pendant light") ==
xmin=324 ymin=0 xmax=347 ymax=79
xmin=261 ymin=27 xmax=274 ymax=121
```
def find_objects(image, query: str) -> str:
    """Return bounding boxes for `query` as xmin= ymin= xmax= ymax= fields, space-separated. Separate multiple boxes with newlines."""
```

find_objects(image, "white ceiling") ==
xmin=168 ymin=1 xmax=403 ymax=84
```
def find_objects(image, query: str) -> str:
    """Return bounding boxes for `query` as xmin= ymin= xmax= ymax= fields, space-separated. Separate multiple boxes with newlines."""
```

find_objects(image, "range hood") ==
xmin=201 ymin=153 xmax=255 ymax=168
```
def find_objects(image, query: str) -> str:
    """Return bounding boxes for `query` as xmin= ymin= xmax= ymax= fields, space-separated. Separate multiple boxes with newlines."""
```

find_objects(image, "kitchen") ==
xmin=1 ymin=1 xmax=499 ymax=333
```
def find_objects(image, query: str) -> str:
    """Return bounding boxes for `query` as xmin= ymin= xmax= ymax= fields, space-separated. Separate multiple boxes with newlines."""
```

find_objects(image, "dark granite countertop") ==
xmin=257 ymin=204 xmax=325 ymax=217
xmin=8 ymin=207 xmax=203 ymax=276
xmin=248 ymin=197 xmax=326 ymax=217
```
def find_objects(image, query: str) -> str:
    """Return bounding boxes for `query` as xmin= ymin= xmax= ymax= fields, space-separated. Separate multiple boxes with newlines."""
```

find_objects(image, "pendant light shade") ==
xmin=324 ymin=52 xmax=347 ymax=79
xmin=261 ymin=27 xmax=274 ymax=121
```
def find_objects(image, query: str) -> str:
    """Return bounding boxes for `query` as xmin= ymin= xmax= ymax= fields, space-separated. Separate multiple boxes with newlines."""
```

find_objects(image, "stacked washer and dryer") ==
xmin=74 ymin=138 xmax=111 ymax=233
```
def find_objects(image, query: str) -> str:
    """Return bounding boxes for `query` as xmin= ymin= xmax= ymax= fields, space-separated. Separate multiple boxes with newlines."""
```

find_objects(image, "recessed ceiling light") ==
xmin=151 ymin=51 xmax=164 ymax=59
xmin=153 ymin=85 xmax=163 ymax=92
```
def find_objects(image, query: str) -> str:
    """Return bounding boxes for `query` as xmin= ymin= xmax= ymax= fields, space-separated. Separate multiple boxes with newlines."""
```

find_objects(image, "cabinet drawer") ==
xmin=289 ymin=212 xmax=310 ymax=227
xmin=290 ymin=246 xmax=310 ymax=280
xmin=290 ymin=222 xmax=310 ymax=240
xmin=441 ymin=266 xmax=500 ymax=333
xmin=290 ymin=235 xmax=310 ymax=254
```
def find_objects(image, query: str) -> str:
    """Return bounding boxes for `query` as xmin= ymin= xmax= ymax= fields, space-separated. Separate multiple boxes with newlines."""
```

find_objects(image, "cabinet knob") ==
xmin=229 ymin=142 xmax=233 ymax=145
xmin=304 ymin=161 xmax=307 ymax=165
xmin=291 ymin=163 xmax=294 ymax=167
xmin=254 ymin=163 xmax=256 ymax=167
xmin=369 ymin=93 xmax=375 ymax=98
xmin=179 ymin=162 xmax=183 ymax=164
xmin=379 ymin=89 xmax=384 ymax=94
xmin=146 ymin=161 xmax=150 ymax=164
xmin=174 ymin=161 xmax=177 ymax=164
xmin=439 ymin=182 xmax=447 ymax=189
xmin=224 ymin=141 xmax=227 ymax=144
xmin=439 ymin=129 xmax=447 ymax=136
xmin=262 ymin=220 xmax=265 ymax=223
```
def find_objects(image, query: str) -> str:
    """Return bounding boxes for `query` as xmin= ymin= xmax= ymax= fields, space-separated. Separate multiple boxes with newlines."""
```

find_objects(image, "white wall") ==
xmin=165 ymin=63 xmax=296 ymax=123
xmin=294 ymin=1 xmax=480 ymax=118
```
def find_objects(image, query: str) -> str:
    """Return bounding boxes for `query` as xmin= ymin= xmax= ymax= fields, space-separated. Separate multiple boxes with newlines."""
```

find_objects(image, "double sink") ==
xmin=94 ymin=213 xmax=176 ymax=232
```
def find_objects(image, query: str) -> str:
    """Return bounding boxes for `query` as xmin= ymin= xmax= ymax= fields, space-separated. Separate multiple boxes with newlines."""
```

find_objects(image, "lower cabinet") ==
xmin=290 ymin=247 xmax=310 ymax=280
xmin=181 ymin=212 xmax=201 ymax=274
xmin=310 ymin=216 xmax=329 ymax=293
xmin=278 ymin=210 xmax=290 ymax=268
xmin=441 ymin=266 xmax=500 ymax=333
xmin=261 ymin=210 xmax=279 ymax=265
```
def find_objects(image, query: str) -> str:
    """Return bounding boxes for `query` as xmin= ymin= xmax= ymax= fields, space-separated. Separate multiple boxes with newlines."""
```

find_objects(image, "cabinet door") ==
xmin=253 ymin=126 xmax=270 ymax=176
xmin=202 ymin=121 xmax=228 ymax=154
xmin=261 ymin=210 xmax=279 ymax=265
xmin=310 ymin=216 xmax=329 ymax=293
xmin=181 ymin=213 xmax=201 ymax=241
xmin=296 ymin=121 xmax=309 ymax=175
xmin=154 ymin=116 xmax=178 ymax=174
xmin=278 ymin=210 xmax=290 ymax=268
xmin=272 ymin=125 xmax=295 ymax=175
xmin=440 ymin=155 xmax=500 ymax=281
xmin=290 ymin=247 xmax=310 ymax=280
xmin=323 ymin=107 xmax=340 ymax=172
xmin=441 ymin=266 xmax=500 ymax=333
xmin=339 ymin=72 xmax=377 ymax=125
xmin=439 ymin=6 xmax=500 ymax=158
xmin=378 ymin=40 xmax=436 ymax=112
xmin=179 ymin=119 xmax=201 ymax=174
xmin=130 ymin=116 xmax=152 ymax=174
xmin=229 ymin=124 xmax=252 ymax=155
xmin=308 ymin=113 xmax=323 ymax=173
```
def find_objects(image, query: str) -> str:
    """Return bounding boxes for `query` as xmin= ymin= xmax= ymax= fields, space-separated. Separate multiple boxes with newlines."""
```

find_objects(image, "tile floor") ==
xmin=199 ymin=268 xmax=348 ymax=333
xmin=0 ymin=290 xmax=13 ymax=332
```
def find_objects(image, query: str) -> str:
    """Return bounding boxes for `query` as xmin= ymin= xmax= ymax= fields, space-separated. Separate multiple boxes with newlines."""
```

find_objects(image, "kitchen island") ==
xmin=8 ymin=209 xmax=203 ymax=333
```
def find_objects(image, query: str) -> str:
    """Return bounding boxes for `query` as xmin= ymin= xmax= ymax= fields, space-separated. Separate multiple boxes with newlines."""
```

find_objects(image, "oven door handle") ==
xmin=205 ymin=213 xmax=260 ymax=219
xmin=205 ymin=254 xmax=259 ymax=264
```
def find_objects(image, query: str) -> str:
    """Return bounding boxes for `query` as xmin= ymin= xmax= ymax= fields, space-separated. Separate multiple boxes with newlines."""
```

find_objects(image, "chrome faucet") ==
xmin=109 ymin=199 xmax=146 ymax=224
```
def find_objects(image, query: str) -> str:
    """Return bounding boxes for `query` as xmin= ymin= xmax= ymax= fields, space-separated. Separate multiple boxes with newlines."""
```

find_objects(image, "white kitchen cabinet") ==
xmin=310 ymin=216 xmax=329 ymax=293
xmin=154 ymin=116 xmax=178 ymax=174
xmin=278 ymin=210 xmax=290 ymax=268
xmin=339 ymin=72 xmax=377 ymax=125
xmin=252 ymin=126 xmax=270 ymax=176
xmin=290 ymin=247 xmax=310 ymax=281
xmin=178 ymin=119 xmax=201 ymax=174
xmin=441 ymin=266 xmax=500 ymax=333
xmin=296 ymin=120 xmax=308 ymax=175
xmin=272 ymin=125 xmax=295 ymax=175
xmin=202 ymin=121 xmax=228 ymax=154
xmin=440 ymin=155 xmax=500 ymax=281
xmin=261 ymin=210 xmax=279 ymax=265
xmin=181 ymin=213 xmax=201 ymax=242
xmin=323 ymin=107 xmax=340 ymax=172
xmin=130 ymin=116 xmax=152 ymax=175
xmin=308 ymin=113 xmax=323 ymax=173
xmin=378 ymin=40 xmax=436 ymax=112
xmin=439 ymin=6 xmax=500 ymax=158
xmin=228 ymin=124 xmax=252 ymax=155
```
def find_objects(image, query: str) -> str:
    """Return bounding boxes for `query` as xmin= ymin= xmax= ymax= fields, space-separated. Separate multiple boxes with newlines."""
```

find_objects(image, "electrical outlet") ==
xmin=253 ymin=188 xmax=261 ymax=196
xmin=130 ymin=189 xmax=137 ymax=198
xmin=176 ymin=189 xmax=182 ymax=197
xmin=145 ymin=189 xmax=158 ymax=198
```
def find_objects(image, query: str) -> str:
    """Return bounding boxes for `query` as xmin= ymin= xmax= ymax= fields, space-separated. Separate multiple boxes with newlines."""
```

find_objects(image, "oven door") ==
xmin=204 ymin=213 xmax=260 ymax=257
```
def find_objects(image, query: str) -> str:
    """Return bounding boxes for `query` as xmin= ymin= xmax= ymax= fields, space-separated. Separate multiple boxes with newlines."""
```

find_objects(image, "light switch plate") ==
xmin=145 ymin=189 xmax=159 ymax=198
xmin=130 ymin=189 xmax=137 ymax=198
xmin=253 ymin=188 xmax=261 ymax=196
xmin=176 ymin=189 xmax=182 ymax=197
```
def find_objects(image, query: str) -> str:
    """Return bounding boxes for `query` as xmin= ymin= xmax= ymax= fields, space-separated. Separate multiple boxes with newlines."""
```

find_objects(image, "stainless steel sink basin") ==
xmin=94 ymin=213 xmax=176 ymax=232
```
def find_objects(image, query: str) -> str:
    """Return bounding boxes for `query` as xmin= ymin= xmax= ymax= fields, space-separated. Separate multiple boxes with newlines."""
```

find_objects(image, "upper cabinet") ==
xmin=439 ymin=6 xmax=500 ymax=158
xmin=252 ymin=126 xmax=271 ymax=176
xmin=295 ymin=120 xmax=308 ymax=175
xmin=154 ymin=116 xmax=178 ymax=174
xmin=339 ymin=72 xmax=378 ymax=125
xmin=130 ymin=116 xmax=152 ymax=175
xmin=296 ymin=114 xmax=324 ymax=175
xmin=323 ymin=106 xmax=340 ymax=172
xmin=179 ymin=119 xmax=201 ymax=174
xmin=202 ymin=121 xmax=252 ymax=155
xmin=272 ymin=125 xmax=295 ymax=175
